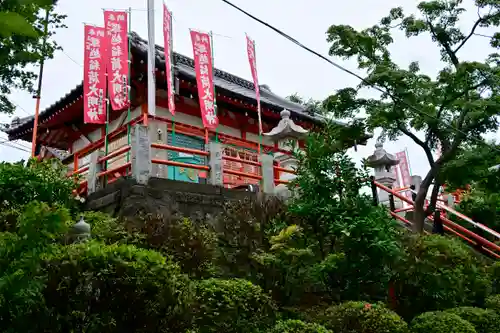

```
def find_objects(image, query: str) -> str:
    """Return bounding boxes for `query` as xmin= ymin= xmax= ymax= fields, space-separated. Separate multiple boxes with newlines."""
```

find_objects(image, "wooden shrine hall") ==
xmin=3 ymin=32 xmax=367 ymax=194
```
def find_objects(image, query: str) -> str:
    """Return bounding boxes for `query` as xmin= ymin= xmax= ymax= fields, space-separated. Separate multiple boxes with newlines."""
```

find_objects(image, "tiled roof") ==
xmin=5 ymin=31 xmax=337 ymax=139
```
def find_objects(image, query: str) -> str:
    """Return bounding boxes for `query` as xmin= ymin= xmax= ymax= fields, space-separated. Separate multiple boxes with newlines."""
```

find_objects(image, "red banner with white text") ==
xmin=83 ymin=25 xmax=107 ymax=124
xmin=246 ymin=35 xmax=262 ymax=134
xmin=395 ymin=151 xmax=412 ymax=201
xmin=104 ymin=11 xmax=129 ymax=110
xmin=163 ymin=4 xmax=175 ymax=115
xmin=190 ymin=30 xmax=219 ymax=130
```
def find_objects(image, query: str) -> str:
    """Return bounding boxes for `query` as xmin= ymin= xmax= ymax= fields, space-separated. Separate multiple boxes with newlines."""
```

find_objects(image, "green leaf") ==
xmin=0 ymin=12 xmax=38 ymax=38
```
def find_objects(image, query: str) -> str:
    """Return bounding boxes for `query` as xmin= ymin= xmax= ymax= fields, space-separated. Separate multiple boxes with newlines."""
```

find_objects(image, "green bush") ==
xmin=486 ymin=295 xmax=500 ymax=312
xmin=311 ymin=207 xmax=402 ymax=302
xmin=82 ymin=211 xmax=143 ymax=245
xmin=445 ymin=307 xmax=500 ymax=333
xmin=126 ymin=214 xmax=218 ymax=278
xmin=394 ymin=234 xmax=491 ymax=319
xmin=38 ymin=241 xmax=191 ymax=333
xmin=0 ymin=159 xmax=78 ymax=212
xmin=268 ymin=320 xmax=332 ymax=333
xmin=213 ymin=197 xmax=289 ymax=278
xmin=191 ymin=278 xmax=276 ymax=333
xmin=289 ymin=130 xmax=403 ymax=302
xmin=321 ymin=301 xmax=408 ymax=333
xmin=0 ymin=203 xmax=73 ymax=332
xmin=251 ymin=225 xmax=318 ymax=305
xmin=410 ymin=311 xmax=477 ymax=333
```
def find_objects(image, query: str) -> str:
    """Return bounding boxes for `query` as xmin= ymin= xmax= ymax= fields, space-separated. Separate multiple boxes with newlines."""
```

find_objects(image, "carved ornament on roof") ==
xmin=263 ymin=109 xmax=309 ymax=141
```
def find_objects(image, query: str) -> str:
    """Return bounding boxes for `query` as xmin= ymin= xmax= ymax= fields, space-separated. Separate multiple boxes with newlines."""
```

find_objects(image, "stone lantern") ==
xmin=70 ymin=215 xmax=91 ymax=243
xmin=263 ymin=109 xmax=308 ymax=197
xmin=365 ymin=142 xmax=400 ymax=206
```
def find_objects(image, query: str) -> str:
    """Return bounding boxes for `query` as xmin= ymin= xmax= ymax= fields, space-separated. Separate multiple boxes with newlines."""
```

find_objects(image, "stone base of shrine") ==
xmin=85 ymin=177 xmax=259 ymax=222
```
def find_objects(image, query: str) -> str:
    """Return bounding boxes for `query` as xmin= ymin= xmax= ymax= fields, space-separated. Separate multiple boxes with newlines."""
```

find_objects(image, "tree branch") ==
xmin=454 ymin=16 xmax=485 ymax=54
xmin=397 ymin=122 xmax=435 ymax=165
xmin=427 ymin=20 xmax=459 ymax=67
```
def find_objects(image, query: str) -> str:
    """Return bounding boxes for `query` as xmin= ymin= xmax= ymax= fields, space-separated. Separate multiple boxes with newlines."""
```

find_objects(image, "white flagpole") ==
xmin=147 ymin=0 xmax=156 ymax=116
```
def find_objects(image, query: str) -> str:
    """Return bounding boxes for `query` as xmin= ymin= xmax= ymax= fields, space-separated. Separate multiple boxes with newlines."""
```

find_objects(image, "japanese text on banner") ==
xmin=395 ymin=151 xmax=412 ymax=200
xmin=163 ymin=4 xmax=175 ymax=115
xmin=190 ymin=30 xmax=219 ymax=130
xmin=83 ymin=25 xmax=107 ymax=124
xmin=104 ymin=11 xmax=130 ymax=110
xmin=246 ymin=36 xmax=262 ymax=134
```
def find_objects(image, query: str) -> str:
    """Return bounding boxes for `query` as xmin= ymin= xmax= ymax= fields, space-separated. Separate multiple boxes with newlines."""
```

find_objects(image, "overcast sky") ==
xmin=0 ymin=0 xmax=497 ymax=179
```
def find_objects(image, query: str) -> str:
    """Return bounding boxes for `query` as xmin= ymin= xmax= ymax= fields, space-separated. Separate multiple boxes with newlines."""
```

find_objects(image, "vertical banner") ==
xmin=395 ymin=151 xmax=412 ymax=200
xmin=246 ymin=35 xmax=262 ymax=134
xmin=390 ymin=165 xmax=400 ymax=188
xmin=104 ymin=11 xmax=130 ymax=110
xmin=190 ymin=30 xmax=219 ymax=130
xmin=163 ymin=3 xmax=175 ymax=115
xmin=83 ymin=25 xmax=107 ymax=124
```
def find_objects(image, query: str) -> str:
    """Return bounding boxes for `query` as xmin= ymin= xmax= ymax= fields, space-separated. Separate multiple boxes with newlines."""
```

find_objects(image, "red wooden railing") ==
xmin=374 ymin=180 xmax=500 ymax=259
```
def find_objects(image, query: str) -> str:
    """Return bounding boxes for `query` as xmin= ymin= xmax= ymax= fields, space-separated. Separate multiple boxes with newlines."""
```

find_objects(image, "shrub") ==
xmin=0 ymin=159 xmax=78 ymax=211
xmin=311 ymin=207 xmax=403 ymax=302
xmin=38 ymin=241 xmax=191 ymax=333
xmin=191 ymin=278 xmax=276 ymax=333
xmin=321 ymin=301 xmax=408 ymax=333
xmin=394 ymin=234 xmax=491 ymax=319
xmin=490 ymin=262 xmax=500 ymax=294
xmin=410 ymin=311 xmax=477 ymax=333
xmin=126 ymin=214 xmax=218 ymax=278
xmin=213 ymin=196 xmax=290 ymax=278
xmin=82 ymin=211 xmax=143 ymax=245
xmin=251 ymin=225 xmax=318 ymax=305
xmin=0 ymin=203 xmax=73 ymax=332
xmin=289 ymin=131 xmax=403 ymax=302
xmin=486 ymin=295 xmax=500 ymax=312
xmin=445 ymin=307 xmax=500 ymax=333
xmin=268 ymin=320 xmax=332 ymax=333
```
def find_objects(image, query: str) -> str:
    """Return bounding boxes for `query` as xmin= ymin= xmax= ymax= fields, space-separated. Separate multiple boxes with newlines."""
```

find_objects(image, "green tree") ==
xmin=287 ymin=93 xmax=324 ymax=115
xmin=288 ymin=122 xmax=403 ymax=302
xmin=441 ymin=143 xmax=500 ymax=231
xmin=323 ymin=0 xmax=500 ymax=232
xmin=0 ymin=0 xmax=66 ymax=114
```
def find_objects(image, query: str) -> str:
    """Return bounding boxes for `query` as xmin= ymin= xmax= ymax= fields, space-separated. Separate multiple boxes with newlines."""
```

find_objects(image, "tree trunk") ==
xmin=413 ymin=168 xmax=437 ymax=233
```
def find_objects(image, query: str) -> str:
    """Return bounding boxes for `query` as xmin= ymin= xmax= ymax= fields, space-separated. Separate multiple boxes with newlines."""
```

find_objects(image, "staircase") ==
xmin=374 ymin=180 xmax=500 ymax=260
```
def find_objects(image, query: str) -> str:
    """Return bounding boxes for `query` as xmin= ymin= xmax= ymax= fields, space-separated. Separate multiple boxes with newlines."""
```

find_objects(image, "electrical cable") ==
xmin=0 ymin=141 xmax=31 ymax=153
xmin=220 ymin=0 xmax=500 ymax=153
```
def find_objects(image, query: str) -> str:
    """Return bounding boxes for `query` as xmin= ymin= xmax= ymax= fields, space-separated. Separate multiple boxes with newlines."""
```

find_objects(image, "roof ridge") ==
xmin=130 ymin=31 xmax=256 ymax=91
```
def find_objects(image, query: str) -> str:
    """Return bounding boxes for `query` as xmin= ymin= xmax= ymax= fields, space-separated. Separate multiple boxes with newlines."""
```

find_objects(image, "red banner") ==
xmin=163 ymin=4 xmax=175 ymax=115
xmin=104 ymin=11 xmax=129 ymax=110
xmin=190 ymin=30 xmax=219 ymax=130
xmin=396 ymin=151 xmax=412 ymax=200
xmin=83 ymin=25 xmax=107 ymax=124
xmin=390 ymin=165 xmax=400 ymax=188
xmin=246 ymin=35 xmax=262 ymax=134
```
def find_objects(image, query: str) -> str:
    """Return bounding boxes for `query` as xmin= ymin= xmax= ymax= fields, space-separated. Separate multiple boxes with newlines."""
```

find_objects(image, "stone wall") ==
xmin=85 ymin=177 xmax=256 ymax=221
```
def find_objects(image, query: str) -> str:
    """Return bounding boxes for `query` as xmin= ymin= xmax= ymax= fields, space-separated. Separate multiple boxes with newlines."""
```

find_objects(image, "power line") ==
xmin=474 ymin=33 xmax=496 ymax=39
xmin=0 ymin=141 xmax=31 ymax=153
xmin=61 ymin=49 xmax=83 ymax=68
xmin=220 ymin=0 xmax=500 ymax=153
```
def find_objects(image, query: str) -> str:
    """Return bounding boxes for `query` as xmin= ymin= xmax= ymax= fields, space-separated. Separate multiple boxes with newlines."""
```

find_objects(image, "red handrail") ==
xmin=98 ymin=145 xmax=131 ymax=163
xmin=274 ymin=166 xmax=296 ymax=174
xmin=374 ymin=180 xmax=500 ymax=258
xmin=224 ymin=168 xmax=262 ymax=180
xmin=97 ymin=162 xmax=131 ymax=178
xmin=152 ymin=158 xmax=210 ymax=171
xmin=223 ymin=155 xmax=262 ymax=167
xmin=151 ymin=142 xmax=209 ymax=157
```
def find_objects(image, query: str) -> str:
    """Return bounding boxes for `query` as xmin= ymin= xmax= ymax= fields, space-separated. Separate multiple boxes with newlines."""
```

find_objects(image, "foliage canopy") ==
xmin=323 ymin=0 xmax=500 ymax=232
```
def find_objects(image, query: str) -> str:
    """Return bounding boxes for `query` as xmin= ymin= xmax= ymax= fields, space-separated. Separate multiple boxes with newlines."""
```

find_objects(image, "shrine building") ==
xmin=3 ymin=32 xmax=367 ymax=194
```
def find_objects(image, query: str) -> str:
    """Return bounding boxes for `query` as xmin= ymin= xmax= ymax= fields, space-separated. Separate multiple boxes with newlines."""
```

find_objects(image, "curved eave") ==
xmin=6 ymin=83 xmax=83 ymax=140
